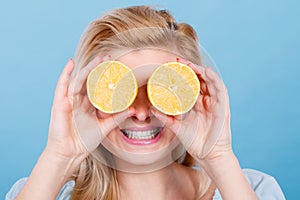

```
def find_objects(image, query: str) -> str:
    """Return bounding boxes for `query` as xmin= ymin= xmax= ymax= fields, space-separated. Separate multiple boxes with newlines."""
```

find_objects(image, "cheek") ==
xmin=106 ymin=128 xmax=121 ymax=143
xmin=96 ymin=110 xmax=122 ymax=140
xmin=96 ymin=110 xmax=112 ymax=119
xmin=162 ymin=127 xmax=176 ymax=139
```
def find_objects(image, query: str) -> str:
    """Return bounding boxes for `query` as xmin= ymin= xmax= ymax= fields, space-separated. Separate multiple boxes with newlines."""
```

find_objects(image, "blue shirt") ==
xmin=5 ymin=169 xmax=286 ymax=200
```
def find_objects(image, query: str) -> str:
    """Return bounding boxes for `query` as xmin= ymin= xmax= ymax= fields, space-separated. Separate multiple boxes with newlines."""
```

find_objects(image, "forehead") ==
xmin=111 ymin=49 xmax=179 ymax=86
xmin=114 ymin=49 xmax=178 ymax=69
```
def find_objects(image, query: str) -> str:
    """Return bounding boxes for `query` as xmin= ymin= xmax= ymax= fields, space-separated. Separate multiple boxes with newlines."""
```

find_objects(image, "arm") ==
xmin=152 ymin=58 xmax=257 ymax=199
xmin=201 ymin=152 xmax=258 ymax=200
xmin=15 ymin=149 xmax=84 ymax=200
xmin=15 ymin=59 xmax=81 ymax=200
xmin=15 ymin=57 xmax=131 ymax=199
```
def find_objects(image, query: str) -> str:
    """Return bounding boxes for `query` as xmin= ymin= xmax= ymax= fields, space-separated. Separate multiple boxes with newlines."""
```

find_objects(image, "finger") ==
xmin=73 ymin=107 xmax=134 ymax=152
xmin=150 ymin=108 xmax=183 ymax=134
xmin=150 ymin=108 xmax=171 ymax=126
xmin=199 ymin=68 xmax=221 ymax=98
xmin=206 ymin=67 xmax=225 ymax=92
xmin=187 ymin=63 xmax=212 ymax=96
xmin=72 ymin=55 xmax=112 ymax=97
xmin=67 ymin=73 xmax=78 ymax=98
xmin=80 ymin=95 xmax=94 ymax=112
xmin=99 ymin=108 xmax=134 ymax=138
xmin=194 ymin=94 xmax=205 ymax=113
xmin=203 ymin=68 xmax=229 ymax=119
xmin=72 ymin=55 xmax=104 ymax=96
xmin=153 ymin=107 xmax=199 ymax=147
xmin=195 ymin=79 xmax=224 ymax=115
xmin=199 ymin=80 xmax=210 ymax=96
xmin=176 ymin=57 xmax=214 ymax=96
xmin=176 ymin=57 xmax=205 ymax=75
xmin=54 ymin=59 xmax=74 ymax=102
xmin=176 ymin=57 xmax=207 ymax=84
xmin=186 ymin=61 xmax=205 ymax=76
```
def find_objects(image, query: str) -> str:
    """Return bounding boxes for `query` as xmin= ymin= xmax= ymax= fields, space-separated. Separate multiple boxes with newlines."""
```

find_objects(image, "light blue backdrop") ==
xmin=0 ymin=0 xmax=299 ymax=199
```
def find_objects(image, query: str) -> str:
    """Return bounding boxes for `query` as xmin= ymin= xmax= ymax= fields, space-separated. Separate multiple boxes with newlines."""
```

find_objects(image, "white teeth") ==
xmin=122 ymin=128 xmax=160 ymax=140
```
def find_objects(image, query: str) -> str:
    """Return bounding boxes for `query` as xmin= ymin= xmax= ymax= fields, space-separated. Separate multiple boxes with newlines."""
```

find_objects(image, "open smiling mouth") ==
xmin=121 ymin=127 xmax=162 ymax=140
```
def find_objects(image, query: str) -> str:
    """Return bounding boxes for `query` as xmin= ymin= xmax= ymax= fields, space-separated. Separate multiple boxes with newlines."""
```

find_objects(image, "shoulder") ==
xmin=5 ymin=177 xmax=75 ymax=200
xmin=213 ymin=169 xmax=286 ymax=200
xmin=242 ymin=169 xmax=286 ymax=199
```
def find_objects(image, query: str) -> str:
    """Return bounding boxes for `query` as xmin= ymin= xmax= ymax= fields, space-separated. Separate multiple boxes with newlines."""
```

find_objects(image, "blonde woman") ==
xmin=6 ymin=6 xmax=285 ymax=200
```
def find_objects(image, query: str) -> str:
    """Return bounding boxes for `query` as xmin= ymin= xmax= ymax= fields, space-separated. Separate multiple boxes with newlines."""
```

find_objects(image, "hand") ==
xmin=152 ymin=59 xmax=232 ymax=163
xmin=152 ymin=60 xmax=259 ymax=199
xmin=46 ymin=57 xmax=132 ymax=162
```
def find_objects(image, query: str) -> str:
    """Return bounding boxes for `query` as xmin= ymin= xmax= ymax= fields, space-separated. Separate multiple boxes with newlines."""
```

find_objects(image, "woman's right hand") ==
xmin=15 ymin=57 xmax=134 ymax=200
xmin=46 ymin=57 xmax=132 ymax=165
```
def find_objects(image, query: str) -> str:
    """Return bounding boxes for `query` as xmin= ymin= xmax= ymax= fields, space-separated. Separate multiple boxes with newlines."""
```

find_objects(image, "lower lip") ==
xmin=121 ymin=129 xmax=162 ymax=145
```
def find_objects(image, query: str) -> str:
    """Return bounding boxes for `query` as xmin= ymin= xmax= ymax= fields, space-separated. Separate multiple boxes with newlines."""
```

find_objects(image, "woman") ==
xmin=6 ymin=6 xmax=285 ymax=200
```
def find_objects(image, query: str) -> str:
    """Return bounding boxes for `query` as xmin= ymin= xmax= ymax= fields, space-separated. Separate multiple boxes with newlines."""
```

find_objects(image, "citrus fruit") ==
xmin=87 ymin=61 xmax=138 ymax=113
xmin=147 ymin=62 xmax=200 ymax=115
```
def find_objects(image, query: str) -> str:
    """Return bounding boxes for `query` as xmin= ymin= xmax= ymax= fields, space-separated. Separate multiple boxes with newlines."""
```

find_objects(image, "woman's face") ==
xmin=97 ymin=49 xmax=179 ymax=155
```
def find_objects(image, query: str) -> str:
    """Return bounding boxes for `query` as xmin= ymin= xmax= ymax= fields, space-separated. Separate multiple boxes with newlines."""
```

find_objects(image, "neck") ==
xmin=117 ymin=162 xmax=197 ymax=200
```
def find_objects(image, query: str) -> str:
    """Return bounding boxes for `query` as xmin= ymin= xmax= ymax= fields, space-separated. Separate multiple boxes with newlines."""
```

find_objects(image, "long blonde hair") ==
xmin=71 ymin=5 xmax=210 ymax=200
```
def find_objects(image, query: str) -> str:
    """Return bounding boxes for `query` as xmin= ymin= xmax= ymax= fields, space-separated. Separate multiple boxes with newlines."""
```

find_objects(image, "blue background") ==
xmin=0 ymin=0 xmax=299 ymax=199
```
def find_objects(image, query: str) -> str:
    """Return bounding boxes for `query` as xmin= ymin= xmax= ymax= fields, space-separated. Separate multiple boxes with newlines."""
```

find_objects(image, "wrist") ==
xmin=199 ymin=150 xmax=237 ymax=174
xmin=15 ymin=148 xmax=86 ymax=200
xmin=42 ymin=147 xmax=86 ymax=180
xmin=199 ymin=151 xmax=258 ymax=200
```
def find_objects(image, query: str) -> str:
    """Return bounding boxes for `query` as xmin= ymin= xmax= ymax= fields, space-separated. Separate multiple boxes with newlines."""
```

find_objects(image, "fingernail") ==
xmin=68 ymin=58 xmax=73 ymax=64
xmin=176 ymin=57 xmax=185 ymax=62
xmin=103 ymin=55 xmax=111 ymax=61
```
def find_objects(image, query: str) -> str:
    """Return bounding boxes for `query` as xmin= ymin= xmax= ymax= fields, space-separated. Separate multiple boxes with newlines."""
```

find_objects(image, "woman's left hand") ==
xmin=152 ymin=59 xmax=232 ymax=163
xmin=152 ymin=59 xmax=258 ymax=199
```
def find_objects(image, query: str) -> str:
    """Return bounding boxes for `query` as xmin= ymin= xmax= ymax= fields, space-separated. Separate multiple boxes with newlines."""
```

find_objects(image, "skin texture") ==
xmin=15 ymin=50 xmax=258 ymax=200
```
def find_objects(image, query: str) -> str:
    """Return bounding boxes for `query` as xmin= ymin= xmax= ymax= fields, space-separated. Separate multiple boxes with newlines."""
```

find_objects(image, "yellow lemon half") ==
xmin=147 ymin=62 xmax=200 ymax=115
xmin=87 ymin=61 xmax=138 ymax=113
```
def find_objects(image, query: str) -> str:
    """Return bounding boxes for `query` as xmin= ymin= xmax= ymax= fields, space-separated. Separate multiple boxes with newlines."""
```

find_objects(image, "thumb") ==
xmin=73 ymin=108 xmax=133 ymax=153
xmin=151 ymin=108 xmax=201 ymax=151
xmin=150 ymin=108 xmax=185 ymax=137
xmin=98 ymin=108 xmax=134 ymax=138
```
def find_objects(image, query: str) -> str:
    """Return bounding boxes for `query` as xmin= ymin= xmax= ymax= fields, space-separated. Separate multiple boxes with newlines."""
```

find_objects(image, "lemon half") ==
xmin=147 ymin=62 xmax=200 ymax=115
xmin=87 ymin=61 xmax=138 ymax=113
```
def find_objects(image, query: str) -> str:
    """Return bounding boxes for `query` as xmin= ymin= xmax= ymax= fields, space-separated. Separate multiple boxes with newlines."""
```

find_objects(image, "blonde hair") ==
xmin=71 ymin=5 xmax=210 ymax=200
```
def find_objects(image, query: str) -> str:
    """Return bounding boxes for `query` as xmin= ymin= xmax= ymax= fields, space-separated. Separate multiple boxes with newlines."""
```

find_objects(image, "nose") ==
xmin=130 ymin=85 xmax=152 ymax=122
